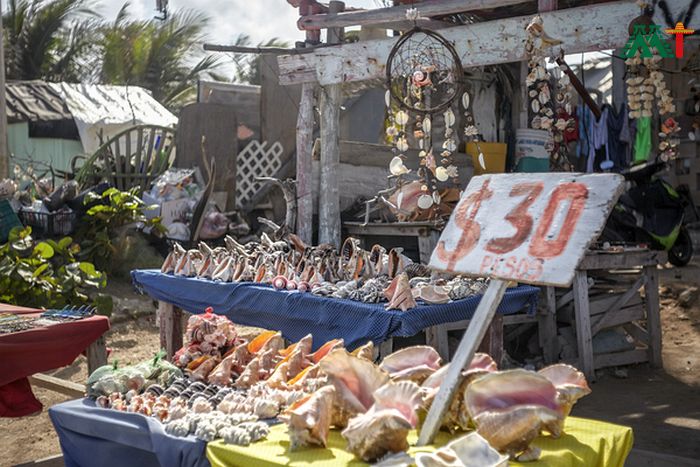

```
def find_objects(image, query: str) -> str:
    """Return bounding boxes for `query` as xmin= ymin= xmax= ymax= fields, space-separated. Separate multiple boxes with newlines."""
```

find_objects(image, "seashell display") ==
xmin=342 ymin=380 xmax=422 ymax=462
xmin=280 ymin=385 xmax=336 ymax=449
xmin=417 ymin=194 xmax=434 ymax=210
xmin=384 ymin=273 xmax=418 ymax=311
xmin=465 ymin=370 xmax=562 ymax=458
xmin=538 ymin=363 xmax=591 ymax=436
xmin=379 ymin=346 xmax=441 ymax=383
xmin=395 ymin=110 xmax=409 ymax=125
xmin=413 ymin=284 xmax=451 ymax=304
xmin=443 ymin=108 xmax=456 ymax=127
xmin=389 ymin=156 xmax=410 ymax=176
xmin=415 ymin=432 xmax=508 ymax=467
xmin=435 ymin=166 xmax=449 ymax=182
xmin=461 ymin=92 xmax=471 ymax=109
xmin=320 ymin=349 xmax=390 ymax=425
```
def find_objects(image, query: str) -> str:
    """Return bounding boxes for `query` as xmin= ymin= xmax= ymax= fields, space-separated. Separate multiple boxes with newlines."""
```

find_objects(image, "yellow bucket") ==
xmin=464 ymin=142 xmax=507 ymax=175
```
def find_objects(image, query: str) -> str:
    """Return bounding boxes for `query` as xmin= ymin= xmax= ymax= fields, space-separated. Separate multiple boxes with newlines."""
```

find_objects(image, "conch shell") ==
xmin=415 ymin=432 xmax=508 ymax=467
xmin=280 ymin=385 xmax=336 ymax=449
xmin=421 ymin=353 xmax=498 ymax=432
xmin=207 ymin=354 xmax=235 ymax=386
xmin=189 ymin=356 xmax=220 ymax=382
xmin=465 ymin=369 xmax=562 ymax=458
xmin=351 ymin=341 xmax=374 ymax=361
xmin=379 ymin=346 xmax=441 ymax=383
xmin=387 ymin=248 xmax=412 ymax=278
xmin=248 ymin=331 xmax=284 ymax=354
xmin=309 ymin=338 xmax=344 ymax=364
xmin=162 ymin=243 xmax=185 ymax=273
xmin=320 ymin=349 xmax=390 ymax=426
xmin=384 ymin=273 xmax=418 ymax=311
xmin=280 ymin=334 xmax=313 ymax=359
xmin=342 ymin=380 xmax=422 ymax=462
xmin=234 ymin=358 xmax=262 ymax=389
xmin=413 ymin=285 xmax=451 ymax=304
xmin=538 ymin=363 xmax=591 ymax=436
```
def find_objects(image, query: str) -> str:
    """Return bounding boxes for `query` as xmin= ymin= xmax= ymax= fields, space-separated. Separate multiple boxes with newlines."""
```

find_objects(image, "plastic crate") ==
xmin=19 ymin=208 xmax=77 ymax=237
xmin=0 ymin=199 xmax=22 ymax=243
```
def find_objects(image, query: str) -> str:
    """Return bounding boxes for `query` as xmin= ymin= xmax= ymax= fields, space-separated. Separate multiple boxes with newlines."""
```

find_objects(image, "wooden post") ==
xmin=0 ymin=0 xmax=9 ymax=179
xmin=540 ymin=286 xmax=559 ymax=363
xmin=296 ymin=84 xmax=315 ymax=243
xmin=318 ymin=0 xmax=344 ymax=247
xmin=643 ymin=265 xmax=662 ymax=368
xmin=572 ymin=270 xmax=594 ymax=380
xmin=158 ymin=301 xmax=183 ymax=360
xmin=86 ymin=336 xmax=108 ymax=374
xmin=418 ymin=279 xmax=509 ymax=445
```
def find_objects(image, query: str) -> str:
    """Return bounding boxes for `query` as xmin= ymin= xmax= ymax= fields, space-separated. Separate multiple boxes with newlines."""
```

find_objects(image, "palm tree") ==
xmin=2 ymin=0 xmax=97 ymax=81
xmin=99 ymin=3 xmax=220 ymax=109
xmin=230 ymin=34 xmax=290 ymax=85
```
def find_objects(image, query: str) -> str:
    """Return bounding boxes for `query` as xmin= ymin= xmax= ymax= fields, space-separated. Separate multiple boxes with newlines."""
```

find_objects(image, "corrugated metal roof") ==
xmin=5 ymin=81 xmax=73 ymax=124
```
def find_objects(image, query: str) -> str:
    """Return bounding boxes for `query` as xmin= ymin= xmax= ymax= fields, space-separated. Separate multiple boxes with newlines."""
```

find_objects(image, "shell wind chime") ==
xmin=625 ymin=42 xmax=680 ymax=161
xmin=525 ymin=15 xmax=575 ymax=171
xmin=384 ymin=8 xmax=467 ymax=219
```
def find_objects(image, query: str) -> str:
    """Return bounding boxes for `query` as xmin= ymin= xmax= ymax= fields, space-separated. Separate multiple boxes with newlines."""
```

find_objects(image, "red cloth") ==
xmin=0 ymin=304 xmax=110 ymax=417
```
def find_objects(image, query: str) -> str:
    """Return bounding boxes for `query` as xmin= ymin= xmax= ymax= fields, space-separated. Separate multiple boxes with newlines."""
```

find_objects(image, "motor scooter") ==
xmin=601 ymin=158 xmax=698 ymax=266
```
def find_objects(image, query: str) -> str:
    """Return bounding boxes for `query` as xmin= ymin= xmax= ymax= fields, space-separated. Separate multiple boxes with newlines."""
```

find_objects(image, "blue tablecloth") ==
xmin=132 ymin=270 xmax=540 ymax=351
xmin=49 ymin=399 xmax=209 ymax=467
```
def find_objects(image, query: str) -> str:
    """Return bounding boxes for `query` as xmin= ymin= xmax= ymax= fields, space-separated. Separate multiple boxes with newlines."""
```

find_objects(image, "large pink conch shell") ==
xmin=207 ymin=354 xmax=235 ymax=386
xmin=320 ymin=349 xmax=390 ymax=427
xmin=189 ymin=356 xmax=220 ymax=382
xmin=538 ymin=363 xmax=591 ymax=436
xmin=465 ymin=370 xmax=562 ymax=458
xmin=280 ymin=385 xmax=336 ymax=450
xmin=387 ymin=248 xmax=412 ymax=278
xmin=379 ymin=345 xmax=441 ymax=383
xmin=384 ymin=273 xmax=417 ymax=311
xmin=309 ymin=338 xmax=344 ymax=364
xmin=342 ymin=380 xmax=422 ymax=462
xmin=413 ymin=285 xmax=451 ymax=304
xmin=234 ymin=357 xmax=262 ymax=389
xmin=420 ymin=353 xmax=498 ymax=432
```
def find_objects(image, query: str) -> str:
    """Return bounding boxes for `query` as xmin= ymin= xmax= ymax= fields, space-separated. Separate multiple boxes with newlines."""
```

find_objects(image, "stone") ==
xmin=678 ymin=287 xmax=698 ymax=308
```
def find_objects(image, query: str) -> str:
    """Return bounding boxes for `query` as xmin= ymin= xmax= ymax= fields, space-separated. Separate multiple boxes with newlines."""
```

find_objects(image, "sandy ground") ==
xmin=1 ymin=279 xmax=699 ymax=466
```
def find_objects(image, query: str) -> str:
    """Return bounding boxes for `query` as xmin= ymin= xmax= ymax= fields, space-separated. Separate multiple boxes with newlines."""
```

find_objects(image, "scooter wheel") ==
xmin=668 ymin=227 xmax=693 ymax=267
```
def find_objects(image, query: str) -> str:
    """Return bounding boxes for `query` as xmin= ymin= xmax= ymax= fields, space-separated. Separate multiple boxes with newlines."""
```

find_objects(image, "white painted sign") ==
xmin=429 ymin=173 xmax=624 ymax=287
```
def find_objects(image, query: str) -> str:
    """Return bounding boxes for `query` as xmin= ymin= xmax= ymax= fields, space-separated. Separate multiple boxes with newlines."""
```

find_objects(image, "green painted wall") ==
xmin=7 ymin=122 xmax=85 ymax=173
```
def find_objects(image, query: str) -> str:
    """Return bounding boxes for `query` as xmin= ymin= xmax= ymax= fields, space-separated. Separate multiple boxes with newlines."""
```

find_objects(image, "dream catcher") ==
xmin=384 ymin=18 xmax=466 ymax=221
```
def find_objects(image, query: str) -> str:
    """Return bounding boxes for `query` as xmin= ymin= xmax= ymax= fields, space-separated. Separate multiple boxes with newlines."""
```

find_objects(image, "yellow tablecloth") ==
xmin=206 ymin=417 xmax=633 ymax=467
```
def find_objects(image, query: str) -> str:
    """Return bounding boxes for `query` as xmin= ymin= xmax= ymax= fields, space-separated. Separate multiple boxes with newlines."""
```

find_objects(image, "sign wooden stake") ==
xmin=418 ymin=278 xmax=508 ymax=445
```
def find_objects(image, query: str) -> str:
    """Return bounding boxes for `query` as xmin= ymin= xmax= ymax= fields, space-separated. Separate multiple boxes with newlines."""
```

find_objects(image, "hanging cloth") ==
xmin=606 ymin=103 xmax=628 ymax=170
xmin=587 ymin=106 xmax=609 ymax=172
xmin=634 ymin=116 xmax=652 ymax=163
xmin=618 ymin=103 xmax=633 ymax=168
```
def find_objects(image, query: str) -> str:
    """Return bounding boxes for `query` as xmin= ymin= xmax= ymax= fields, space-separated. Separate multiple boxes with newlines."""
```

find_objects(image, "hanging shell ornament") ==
xmin=395 ymin=110 xmax=409 ymax=125
xmin=396 ymin=137 xmax=409 ymax=152
xmin=435 ymin=166 xmax=449 ymax=182
xmin=389 ymin=156 xmax=410 ymax=176
xmin=423 ymin=117 xmax=432 ymax=133
xmin=412 ymin=70 xmax=432 ymax=88
xmin=531 ymin=99 xmax=541 ymax=113
xmin=432 ymin=191 xmax=441 ymax=205
xmin=478 ymin=152 xmax=486 ymax=170
xmin=461 ymin=92 xmax=471 ymax=109
xmin=417 ymin=194 xmax=434 ymax=210
xmin=442 ymin=139 xmax=457 ymax=152
xmin=443 ymin=108 xmax=456 ymax=127
xmin=385 ymin=90 xmax=391 ymax=108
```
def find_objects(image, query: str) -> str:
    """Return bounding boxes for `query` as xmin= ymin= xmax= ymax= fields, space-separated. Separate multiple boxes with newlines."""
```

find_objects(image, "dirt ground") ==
xmin=1 ymin=277 xmax=699 ymax=466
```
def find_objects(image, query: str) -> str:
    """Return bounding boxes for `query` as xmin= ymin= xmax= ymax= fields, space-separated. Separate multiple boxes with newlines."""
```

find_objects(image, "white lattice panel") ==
xmin=236 ymin=140 xmax=284 ymax=209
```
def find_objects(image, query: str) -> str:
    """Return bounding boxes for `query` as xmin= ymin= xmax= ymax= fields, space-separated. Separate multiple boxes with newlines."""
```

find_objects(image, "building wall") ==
xmin=7 ymin=122 xmax=85 ymax=173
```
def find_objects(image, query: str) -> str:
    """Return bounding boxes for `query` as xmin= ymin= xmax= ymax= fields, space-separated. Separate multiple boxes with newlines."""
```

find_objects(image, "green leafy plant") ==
xmin=76 ymin=187 xmax=165 ymax=270
xmin=0 ymin=227 xmax=106 ymax=309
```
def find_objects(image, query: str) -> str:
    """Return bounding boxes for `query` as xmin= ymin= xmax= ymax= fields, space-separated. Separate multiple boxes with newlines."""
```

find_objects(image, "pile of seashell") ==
xmin=89 ymin=313 xmax=592 ymax=461
xmin=161 ymin=234 xmax=489 ymax=311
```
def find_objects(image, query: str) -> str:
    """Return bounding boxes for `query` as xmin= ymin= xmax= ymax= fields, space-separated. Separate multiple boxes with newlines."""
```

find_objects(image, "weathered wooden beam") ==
xmin=204 ymin=44 xmax=319 ymax=55
xmin=29 ymin=374 xmax=84 ymax=398
xmin=278 ymin=1 xmax=691 ymax=86
xmin=318 ymin=1 xmax=344 ymax=248
xmin=296 ymin=83 xmax=315 ymax=244
xmin=297 ymin=0 xmax=529 ymax=30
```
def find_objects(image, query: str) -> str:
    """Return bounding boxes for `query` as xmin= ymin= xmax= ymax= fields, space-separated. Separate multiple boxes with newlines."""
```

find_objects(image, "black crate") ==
xmin=19 ymin=209 xmax=77 ymax=237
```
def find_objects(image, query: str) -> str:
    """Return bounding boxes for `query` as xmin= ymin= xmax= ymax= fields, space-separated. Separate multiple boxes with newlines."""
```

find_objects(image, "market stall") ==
xmin=0 ymin=303 xmax=109 ymax=417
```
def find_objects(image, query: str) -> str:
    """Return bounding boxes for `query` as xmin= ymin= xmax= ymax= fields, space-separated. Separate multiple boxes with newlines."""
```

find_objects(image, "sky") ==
xmin=98 ymin=0 xmax=379 ymax=46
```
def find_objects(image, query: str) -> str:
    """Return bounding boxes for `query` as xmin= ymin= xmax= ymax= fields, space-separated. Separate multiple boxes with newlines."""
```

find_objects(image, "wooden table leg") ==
xmin=539 ymin=286 xmax=559 ymax=364
xmin=573 ymin=270 xmax=595 ymax=381
xmin=477 ymin=313 xmax=503 ymax=365
xmin=644 ymin=265 xmax=662 ymax=368
xmin=425 ymin=325 xmax=450 ymax=362
xmin=86 ymin=335 xmax=108 ymax=374
xmin=159 ymin=301 xmax=183 ymax=361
